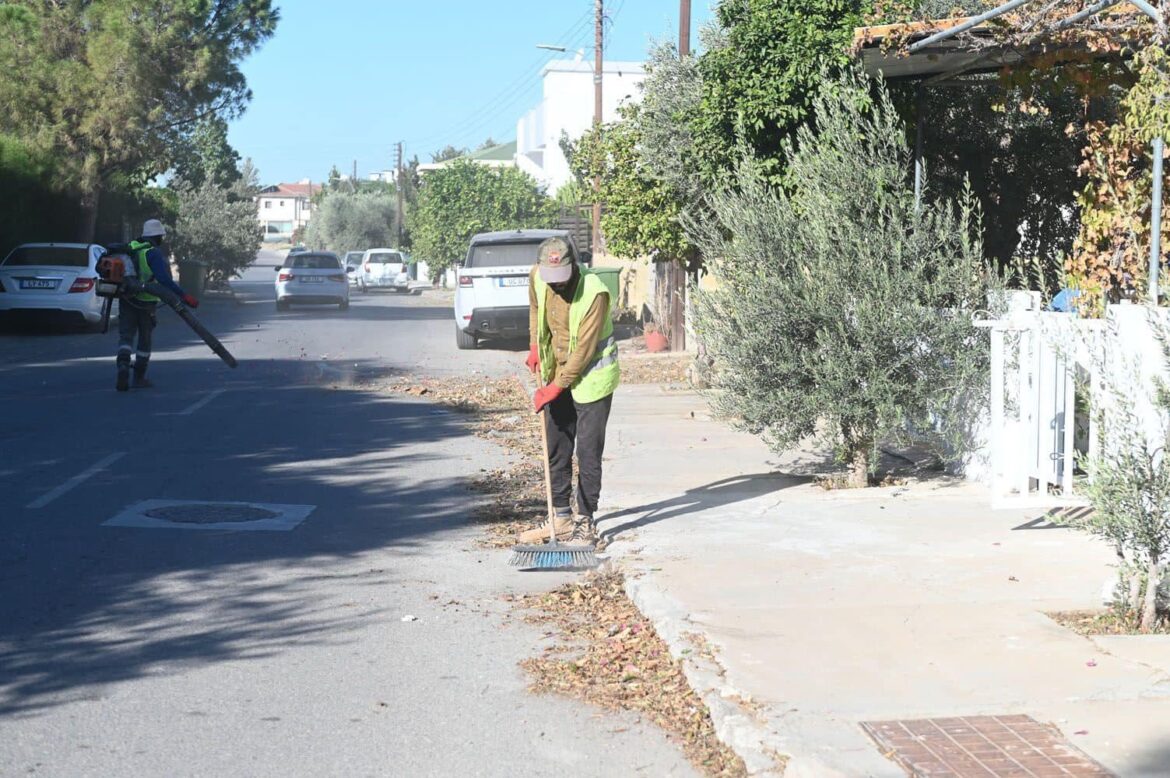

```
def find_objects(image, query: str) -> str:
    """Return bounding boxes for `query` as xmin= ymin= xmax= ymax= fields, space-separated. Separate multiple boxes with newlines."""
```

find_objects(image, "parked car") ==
xmin=359 ymin=248 xmax=410 ymax=293
xmin=343 ymin=251 xmax=365 ymax=288
xmin=0 ymin=243 xmax=112 ymax=327
xmin=274 ymin=251 xmax=349 ymax=311
xmin=453 ymin=229 xmax=586 ymax=350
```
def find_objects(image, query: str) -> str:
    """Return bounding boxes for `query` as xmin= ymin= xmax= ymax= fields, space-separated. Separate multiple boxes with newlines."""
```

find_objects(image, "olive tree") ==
xmin=689 ymin=70 xmax=992 ymax=487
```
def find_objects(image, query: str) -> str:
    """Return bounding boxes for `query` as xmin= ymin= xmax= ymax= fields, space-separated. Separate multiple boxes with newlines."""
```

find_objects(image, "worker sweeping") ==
xmin=113 ymin=219 xmax=200 ymax=391
xmin=518 ymin=236 xmax=621 ymax=550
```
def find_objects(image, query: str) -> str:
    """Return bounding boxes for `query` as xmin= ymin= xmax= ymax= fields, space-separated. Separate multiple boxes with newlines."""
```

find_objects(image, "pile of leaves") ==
xmin=519 ymin=572 xmax=747 ymax=777
xmin=386 ymin=376 xmax=546 ymax=545
xmin=1049 ymin=609 xmax=1169 ymax=636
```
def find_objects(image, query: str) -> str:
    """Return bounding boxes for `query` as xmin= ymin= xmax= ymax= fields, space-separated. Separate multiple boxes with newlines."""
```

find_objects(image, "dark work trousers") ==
xmin=117 ymin=298 xmax=157 ymax=377
xmin=544 ymin=390 xmax=613 ymax=518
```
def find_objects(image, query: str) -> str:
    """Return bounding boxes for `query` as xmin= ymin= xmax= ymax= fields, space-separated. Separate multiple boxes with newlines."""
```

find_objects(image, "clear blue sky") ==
xmin=228 ymin=1 xmax=715 ymax=185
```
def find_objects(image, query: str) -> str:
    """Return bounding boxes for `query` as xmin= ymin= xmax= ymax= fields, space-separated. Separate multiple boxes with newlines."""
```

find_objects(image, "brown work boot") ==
xmin=517 ymin=512 xmax=574 ymax=544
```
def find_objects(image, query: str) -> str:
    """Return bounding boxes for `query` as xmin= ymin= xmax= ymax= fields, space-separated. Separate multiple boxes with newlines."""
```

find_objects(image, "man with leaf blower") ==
xmin=519 ymin=236 xmax=621 ymax=550
xmin=113 ymin=219 xmax=200 ymax=391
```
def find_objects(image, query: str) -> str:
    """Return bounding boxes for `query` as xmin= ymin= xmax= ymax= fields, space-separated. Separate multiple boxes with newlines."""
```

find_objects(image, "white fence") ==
xmin=979 ymin=297 xmax=1168 ymax=509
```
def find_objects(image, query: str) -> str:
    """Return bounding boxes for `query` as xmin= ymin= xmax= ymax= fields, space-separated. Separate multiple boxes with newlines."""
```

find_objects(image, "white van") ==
xmin=359 ymin=248 xmax=409 ymax=293
xmin=453 ymin=229 xmax=585 ymax=350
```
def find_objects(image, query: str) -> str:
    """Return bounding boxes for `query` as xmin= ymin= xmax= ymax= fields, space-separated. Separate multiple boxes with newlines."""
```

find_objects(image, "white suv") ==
xmin=359 ymin=248 xmax=409 ymax=293
xmin=453 ymin=229 xmax=583 ymax=350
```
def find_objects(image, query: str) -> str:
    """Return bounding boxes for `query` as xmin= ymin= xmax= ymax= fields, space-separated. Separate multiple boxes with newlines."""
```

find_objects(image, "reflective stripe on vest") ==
xmin=534 ymin=268 xmax=621 ymax=403
xmin=130 ymin=241 xmax=159 ymax=302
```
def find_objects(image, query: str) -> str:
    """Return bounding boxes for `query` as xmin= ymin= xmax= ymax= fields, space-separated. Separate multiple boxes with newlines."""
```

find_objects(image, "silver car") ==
xmin=343 ymin=251 xmax=365 ymax=288
xmin=275 ymin=252 xmax=349 ymax=311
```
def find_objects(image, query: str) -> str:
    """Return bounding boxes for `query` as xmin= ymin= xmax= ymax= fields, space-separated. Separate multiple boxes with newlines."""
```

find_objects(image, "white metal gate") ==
xmin=981 ymin=298 xmax=1102 ymax=508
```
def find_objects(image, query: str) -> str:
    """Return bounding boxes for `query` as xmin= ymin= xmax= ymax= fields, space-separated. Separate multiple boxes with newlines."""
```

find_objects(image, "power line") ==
xmin=404 ymin=7 xmax=594 ymax=152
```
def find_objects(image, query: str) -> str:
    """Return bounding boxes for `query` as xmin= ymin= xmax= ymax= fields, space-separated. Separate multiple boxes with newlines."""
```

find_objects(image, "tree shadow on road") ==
xmin=0 ymin=354 xmax=500 ymax=717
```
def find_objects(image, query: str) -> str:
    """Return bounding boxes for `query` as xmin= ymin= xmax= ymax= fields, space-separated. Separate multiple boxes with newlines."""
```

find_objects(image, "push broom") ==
xmin=509 ymin=378 xmax=598 ymax=570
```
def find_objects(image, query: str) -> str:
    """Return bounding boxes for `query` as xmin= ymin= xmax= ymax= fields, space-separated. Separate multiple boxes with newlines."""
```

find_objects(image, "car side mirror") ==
xmin=274 ymin=266 xmax=282 ymax=272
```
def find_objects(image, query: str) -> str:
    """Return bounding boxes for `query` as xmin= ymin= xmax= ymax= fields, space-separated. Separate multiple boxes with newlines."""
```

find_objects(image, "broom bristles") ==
xmin=509 ymin=544 xmax=599 ymax=569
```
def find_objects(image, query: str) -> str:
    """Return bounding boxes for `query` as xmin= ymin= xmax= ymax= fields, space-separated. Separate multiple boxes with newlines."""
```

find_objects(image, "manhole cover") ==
xmin=861 ymin=715 xmax=1112 ymax=777
xmin=144 ymin=503 xmax=281 ymax=524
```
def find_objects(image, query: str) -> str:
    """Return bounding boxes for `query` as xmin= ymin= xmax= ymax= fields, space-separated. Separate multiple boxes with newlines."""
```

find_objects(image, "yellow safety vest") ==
xmin=534 ymin=268 xmax=621 ymax=403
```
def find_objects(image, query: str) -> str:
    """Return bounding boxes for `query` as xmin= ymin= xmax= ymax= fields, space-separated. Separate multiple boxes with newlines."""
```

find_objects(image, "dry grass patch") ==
xmin=1049 ymin=609 xmax=1170 ymax=636
xmin=518 ymin=572 xmax=747 ymax=777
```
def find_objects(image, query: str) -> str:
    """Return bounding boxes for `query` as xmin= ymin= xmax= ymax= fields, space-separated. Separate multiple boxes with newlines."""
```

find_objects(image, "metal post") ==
xmin=914 ymin=85 xmax=925 ymax=212
xmin=908 ymin=0 xmax=1035 ymax=52
xmin=592 ymin=0 xmax=603 ymax=254
xmin=1150 ymin=134 xmax=1164 ymax=304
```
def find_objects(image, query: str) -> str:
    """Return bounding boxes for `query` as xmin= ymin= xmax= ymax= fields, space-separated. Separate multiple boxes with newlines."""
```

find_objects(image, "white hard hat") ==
xmin=142 ymin=219 xmax=166 ymax=238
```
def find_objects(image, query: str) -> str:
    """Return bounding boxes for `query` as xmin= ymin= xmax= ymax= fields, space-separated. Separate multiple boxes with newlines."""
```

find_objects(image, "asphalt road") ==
xmin=0 ymin=252 xmax=695 ymax=776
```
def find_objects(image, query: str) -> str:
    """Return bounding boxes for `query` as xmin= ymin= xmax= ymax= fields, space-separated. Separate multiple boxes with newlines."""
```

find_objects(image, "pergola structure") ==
xmin=855 ymin=0 xmax=1166 ymax=301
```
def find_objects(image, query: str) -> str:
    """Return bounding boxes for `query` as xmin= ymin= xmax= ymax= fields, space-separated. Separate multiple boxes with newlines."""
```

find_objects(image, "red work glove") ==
xmin=533 ymin=384 xmax=563 ymax=414
xmin=181 ymin=294 xmax=199 ymax=309
xmin=524 ymin=344 xmax=540 ymax=374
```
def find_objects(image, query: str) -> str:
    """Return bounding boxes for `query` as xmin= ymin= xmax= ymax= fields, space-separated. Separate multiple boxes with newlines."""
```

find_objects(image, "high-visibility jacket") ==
xmin=129 ymin=240 xmax=160 ymax=303
xmin=534 ymin=268 xmax=620 ymax=403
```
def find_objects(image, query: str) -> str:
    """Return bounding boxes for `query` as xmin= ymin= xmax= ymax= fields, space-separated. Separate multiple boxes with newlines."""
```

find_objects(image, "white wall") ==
xmin=516 ymin=60 xmax=645 ymax=196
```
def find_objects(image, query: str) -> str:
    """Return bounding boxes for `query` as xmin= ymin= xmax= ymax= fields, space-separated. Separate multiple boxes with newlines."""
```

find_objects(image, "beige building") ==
xmin=257 ymin=181 xmax=319 ymax=242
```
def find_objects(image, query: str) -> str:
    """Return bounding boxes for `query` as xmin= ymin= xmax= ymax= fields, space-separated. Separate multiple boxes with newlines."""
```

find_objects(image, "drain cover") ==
xmin=144 ymin=503 xmax=280 ymax=524
xmin=104 ymin=500 xmax=315 ymax=532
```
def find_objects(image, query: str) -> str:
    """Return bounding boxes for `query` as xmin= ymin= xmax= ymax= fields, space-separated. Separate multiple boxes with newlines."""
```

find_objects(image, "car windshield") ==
xmin=345 ymin=252 xmax=363 ymax=262
xmin=3 ymin=246 xmax=90 ymax=267
xmin=367 ymin=252 xmax=403 ymax=264
xmin=288 ymin=254 xmax=341 ymax=270
xmin=466 ymin=241 xmax=544 ymax=269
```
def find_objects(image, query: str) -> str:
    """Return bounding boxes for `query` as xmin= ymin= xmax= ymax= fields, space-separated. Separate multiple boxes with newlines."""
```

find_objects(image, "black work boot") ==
xmin=132 ymin=363 xmax=153 ymax=389
xmin=116 ymin=367 xmax=130 ymax=392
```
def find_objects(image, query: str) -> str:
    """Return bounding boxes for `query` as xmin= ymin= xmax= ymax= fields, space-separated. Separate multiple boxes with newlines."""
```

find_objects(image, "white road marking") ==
xmin=26 ymin=452 xmax=126 ymax=509
xmin=179 ymin=389 xmax=227 ymax=416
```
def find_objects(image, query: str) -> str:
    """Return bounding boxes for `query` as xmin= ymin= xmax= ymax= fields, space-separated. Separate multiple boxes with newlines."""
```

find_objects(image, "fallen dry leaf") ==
xmin=518 ymin=572 xmax=748 ymax=777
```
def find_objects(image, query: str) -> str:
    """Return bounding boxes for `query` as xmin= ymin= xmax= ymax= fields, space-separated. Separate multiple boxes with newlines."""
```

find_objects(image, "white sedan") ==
xmin=275 ymin=251 xmax=349 ymax=311
xmin=0 ymin=243 xmax=111 ymax=327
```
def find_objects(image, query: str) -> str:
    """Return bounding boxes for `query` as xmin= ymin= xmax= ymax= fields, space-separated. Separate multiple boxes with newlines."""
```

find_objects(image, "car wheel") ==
xmin=276 ymin=299 xmax=289 ymax=311
xmin=339 ymin=299 xmax=349 ymax=311
xmin=455 ymin=324 xmax=478 ymax=350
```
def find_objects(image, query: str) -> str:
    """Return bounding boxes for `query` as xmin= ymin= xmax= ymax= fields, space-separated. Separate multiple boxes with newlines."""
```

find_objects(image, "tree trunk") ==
xmin=77 ymin=170 xmax=102 ymax=243
xmin=1140 ymin=558 xmax=1161 ymax=632
xmin=847 ymin=443 xmax=871 ymax=489
xmin=1129 ymin=568 xmax=1145 ymax=616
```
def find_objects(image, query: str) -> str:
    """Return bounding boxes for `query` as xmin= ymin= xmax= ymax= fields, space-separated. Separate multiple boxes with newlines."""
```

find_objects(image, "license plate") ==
xmin=300 ymin=276 xmax=324 ymax=283
xmin=499 ymin=277 xmax=528 ymax=287
xmin=19 ymin=278 xmax=59 ymax=290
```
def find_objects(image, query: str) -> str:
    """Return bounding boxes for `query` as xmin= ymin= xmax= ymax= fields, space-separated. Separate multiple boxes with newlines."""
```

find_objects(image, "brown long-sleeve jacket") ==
xmin=529 ymin=265 xmax=608 ymax=390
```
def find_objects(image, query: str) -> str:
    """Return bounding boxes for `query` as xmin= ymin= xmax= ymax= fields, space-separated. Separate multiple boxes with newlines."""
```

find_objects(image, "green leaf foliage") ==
xmin=0 ymin=0 xmax=277 ymax=237
xmin=690 ymin=70 xmax=993 ymax=485
xmin=407 ymin=160 xmax=555 ymax=279
xmin=565 ymin=106 xmax=695 ymax=265
xmin=693 ymin=0 xmax=868 ymax=184
xmin=304 ymin=191 xmax=398 ymax=253
xmin=170 ymin=161 xmax=263 ymax=284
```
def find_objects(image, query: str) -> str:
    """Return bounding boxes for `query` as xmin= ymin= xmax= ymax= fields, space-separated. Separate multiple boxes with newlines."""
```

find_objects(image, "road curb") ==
xmin=619 ymin=566 xmax=788 ymax=776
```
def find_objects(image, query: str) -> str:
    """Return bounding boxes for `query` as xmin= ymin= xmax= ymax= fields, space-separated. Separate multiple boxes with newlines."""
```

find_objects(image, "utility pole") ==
xmin=669 ymin=0 xmax=691 ymax=351
xmin=592 ymin=0 xmax=603 ymax=255
xmin=394 ymin=141 xmax=405 ymax=249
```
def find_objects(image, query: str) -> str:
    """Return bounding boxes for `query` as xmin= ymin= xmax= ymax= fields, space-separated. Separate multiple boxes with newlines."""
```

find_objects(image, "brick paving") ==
xmin=861 ymin=715 xmax=1113 ymax=777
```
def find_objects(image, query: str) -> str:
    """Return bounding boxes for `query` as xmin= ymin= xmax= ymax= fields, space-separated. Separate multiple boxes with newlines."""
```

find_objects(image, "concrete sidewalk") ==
xmin=599 ymin=384 xmax=1170 ymax=777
